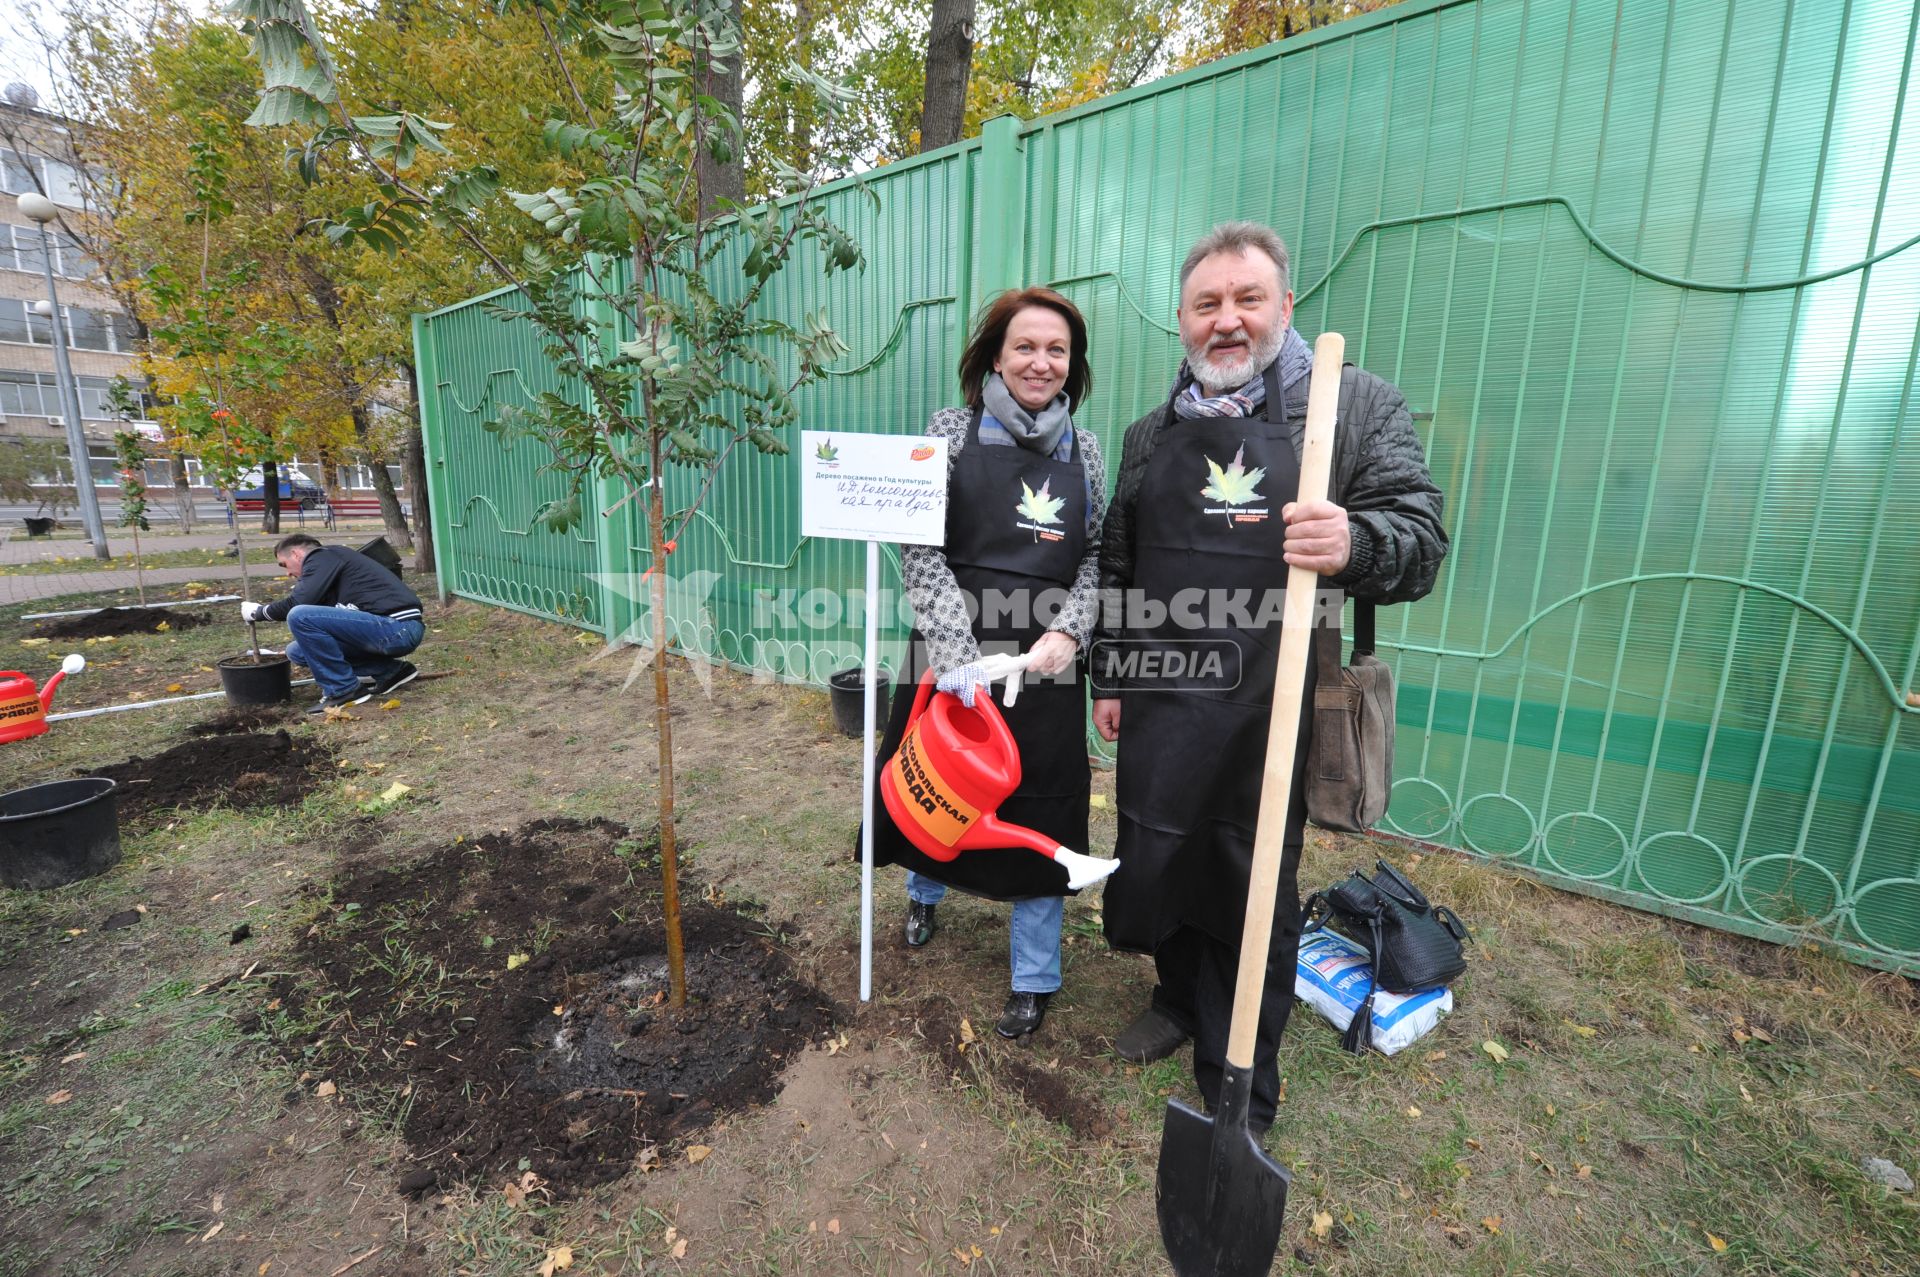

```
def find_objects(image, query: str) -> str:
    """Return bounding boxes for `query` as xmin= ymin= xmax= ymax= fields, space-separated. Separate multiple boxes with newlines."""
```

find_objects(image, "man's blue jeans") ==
xmin=284 ymin=606 xmax=425 ymax=699
xmin=907 ymin=871 xmax=1063 ymax=994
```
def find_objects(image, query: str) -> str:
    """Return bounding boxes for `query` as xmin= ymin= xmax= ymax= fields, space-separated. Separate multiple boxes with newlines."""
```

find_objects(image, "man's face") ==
xmin=277 ymin=547 xmax=309 ymax=578
xmin=1177 ymin=248 xmax=1295 ymax=393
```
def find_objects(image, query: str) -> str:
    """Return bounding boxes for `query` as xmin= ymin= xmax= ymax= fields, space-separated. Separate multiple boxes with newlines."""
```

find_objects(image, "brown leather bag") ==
xmin=1305 ymin=596 xmax=1394 ymax=832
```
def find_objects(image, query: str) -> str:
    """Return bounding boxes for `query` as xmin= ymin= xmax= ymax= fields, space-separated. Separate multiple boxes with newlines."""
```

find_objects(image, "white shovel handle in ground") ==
xmin=1225 ymin=332 xmax=1344 ymax=1072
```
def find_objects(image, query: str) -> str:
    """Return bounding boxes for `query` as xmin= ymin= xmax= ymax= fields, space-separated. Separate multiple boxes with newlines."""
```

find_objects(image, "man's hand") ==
xmin=240 ymin=600 xmax=266 ymax=623
xmin=1281 ymin=499 xmax=1352 ymax=574
xmin=1027 ymin=631 xmax=1078 ymax=676
xmin=1093 ymin=697 xmax=1121 ymax=741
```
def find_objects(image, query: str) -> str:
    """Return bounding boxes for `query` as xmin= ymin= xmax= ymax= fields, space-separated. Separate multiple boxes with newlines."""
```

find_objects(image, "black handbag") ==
xmin=1303 ymin=859 xmax=1470 ymax=1053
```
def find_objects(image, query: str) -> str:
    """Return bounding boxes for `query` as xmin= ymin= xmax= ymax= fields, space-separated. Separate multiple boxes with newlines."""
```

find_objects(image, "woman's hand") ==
xmin=1027 ymin=630 xmax=1079 ymax=676
xmin=1093 ymin=698 xmax=1121 ymax=741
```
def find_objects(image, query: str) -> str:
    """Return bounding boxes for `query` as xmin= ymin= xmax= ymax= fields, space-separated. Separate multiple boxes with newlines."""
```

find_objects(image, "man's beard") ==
xmin=1184 ymin=324 xmax=1286 ymax=395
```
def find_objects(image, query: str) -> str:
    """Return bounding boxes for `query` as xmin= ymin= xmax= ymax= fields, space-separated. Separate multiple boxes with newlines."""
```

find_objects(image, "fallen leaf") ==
xmin=377 ymin=782 xmax=412 ymax=804
xmin=211 ymin=1192 xmax=224 ymax=1213
xmin=827 ymin=1218 xmax=841 ymax=1234
xmin=506 ymin=953 xmax=530 ymax=971
xmin=45 ymin=1089 xmax=73 ymax=1105
xmin=807 ymin=1221 xmax=817 ymax=1233
xmin=1088 ymin=794 xmax=1108 ymax=809
xmin=1739 ymin=1084 xmax=1754 ymax=1104
xmin=664 ymin=1227 xmax=677 ymax=1245
xmin=503 ymin=1181 xmax=526 ymax=1208
xmin=1425 ymin=1049 xmax=1447 ymax=1062
xmin=537 ymin=1245 xmax=574 ymax=1276
xmin=952 ymin=1247 xmax=970 ymax=1266
xmin=1482 ymin=1040 xmax=1511 ymax=1063
xmin=200 ymin=1222 xmax=223 ymax=1243
xmin=1465 ymin=1138 xmax=1483 ymax=1151
xmin=1563 ymin=1020 xmax=1599 ymax=1038
xmin=1545 ymin=1103 xmax=1557 ymax=1117
xmin=314 ymin=1080 xmax=337 ymax=1098
xmin=1482 ymin=1215 xmax=1503 ymax=1235
xmin=958 ymin=1018 xmax=977 ymax=1045
xmin=1748 ymin=1026 xmax=1773 ymax=1044
xmin=1904 ymin=1066 xmax=1920 ymax=1082
xmin=155 ymin=621 xmax=170 ymax=632
xmin=686 ymin=1145 xmax=712 ymax=1164
xmin=60 ymin=1051 xmax=86 ymax=1064
xmin=671 ymin=1239 xmax=688 ymax=1259
xmin=1576 ymin=1164 xmax=1593 ymax=1179
xmin=1708 ymin=1233 xmax=1728 ymax=1253
xmin=166 ymin=683 xmax=184 ymax=693
xmin=380 ymin=698 xmax=402 ymax=710
xmin=1405 ymin=1105 xmax=1422 ymax=1118
xmin=259 ymin=1264 xmax=271 ymax=1275
xmin=1309 ymin=1211 xmax=1333 ymax=1241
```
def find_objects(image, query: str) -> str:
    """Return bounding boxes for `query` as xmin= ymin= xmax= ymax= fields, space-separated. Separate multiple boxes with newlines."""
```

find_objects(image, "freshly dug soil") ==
xmin=909 ymin=998 xmax=1116 ymax=1141
xmin=187 ymin=704 xmax=299 ymax=736
xmin=31 ymin=605 xmax=215 ymax=639
xmin=84 ymin=730 xmax=333 ymax=822
xmin=271 ymin=818 xmax=835 ymax=1196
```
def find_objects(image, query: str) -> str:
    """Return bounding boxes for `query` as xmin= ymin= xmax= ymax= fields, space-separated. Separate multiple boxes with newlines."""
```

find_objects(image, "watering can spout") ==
xmin=39 ymin=654 xmax=85 ymax=712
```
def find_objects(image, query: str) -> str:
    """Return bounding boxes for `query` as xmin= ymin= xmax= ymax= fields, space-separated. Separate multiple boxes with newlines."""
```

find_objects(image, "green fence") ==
xmin=415 ymin=0 xmax=1920 ymax=976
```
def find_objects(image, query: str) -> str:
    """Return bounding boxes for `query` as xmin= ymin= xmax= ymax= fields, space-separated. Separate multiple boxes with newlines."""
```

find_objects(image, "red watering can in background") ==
xmin=881 ymin=667 xmax=1119 ymax=890
xmin=0 ymin=654 xmax=86 ymax=745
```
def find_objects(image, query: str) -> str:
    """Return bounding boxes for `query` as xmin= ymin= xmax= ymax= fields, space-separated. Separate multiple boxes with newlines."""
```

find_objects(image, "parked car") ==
xmin=232 ymin=466 xmax=325 ymax=509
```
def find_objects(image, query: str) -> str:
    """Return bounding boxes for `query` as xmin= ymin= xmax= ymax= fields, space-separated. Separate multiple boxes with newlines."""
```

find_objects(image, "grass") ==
xmin=1 ymin=582 xmax=1916 ymax=1275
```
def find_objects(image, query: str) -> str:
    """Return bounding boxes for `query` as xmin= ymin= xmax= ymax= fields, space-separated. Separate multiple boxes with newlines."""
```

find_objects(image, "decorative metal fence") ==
xmin=415 ymin=0 xmax=1920 ymax=975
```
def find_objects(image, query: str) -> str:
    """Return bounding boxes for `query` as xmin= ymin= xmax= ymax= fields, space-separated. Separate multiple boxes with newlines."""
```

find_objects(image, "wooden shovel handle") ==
xmin=1225 ymin=331 xmax=1344 ymax=1071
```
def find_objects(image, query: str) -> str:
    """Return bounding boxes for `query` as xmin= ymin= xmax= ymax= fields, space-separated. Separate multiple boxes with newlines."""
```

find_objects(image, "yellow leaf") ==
xmin=155 ymin=621 xmax=170 ymax=632
xmin=314 ymin=1080 xmax=337 ymax=1098
xmin=1482 ymin=1215 xmax=1503 ymax=1235
xmin=378 ymin=782 xmax=412 ymax=803
xmin=1739 ymin=1084 xmax=1754 ymax=1103
xmin=538 ymin=1245 xmax=574 ymax=1276
xmin=1576 ymin=1164 xmax=1593 ymax=1179
xmin=259 ymin=1263 xmax=271 ymax=1275
xmin=687 ymin=1144 xmax=712 ymax=1164
xmin=959 ymin=1018 xmax=977 ymax=1045
xmin=1545 ymin=1103 xmax=1557 ymax=1117
xmin=1405 ymin=1105 xmax=1422 ymax=1118
xmin=1904 ymin=1066 xmax=1920 ymax=1082
xmin=60 ymin=1051 xmax=86 ymax=1064
xmin=671 ymin=1239 xmax=688 ymax=1259
xmin=506 ymin=953 xmax=530 ymax=971
xmin=166 ymin=683 xmax=184 ymax=693
xmin=381 ymin=698 xmax=402 ymax=710
xmin=1708 ymin=1233 xmax=1728 ymax=1253
xmin=1088 ymin=794 xmax=1108 ymax=810
xmin=827 ymin=1218 xmax=841 ymax=1234
xmin=1309 ymin=1211 xmax=1333 ymax=1241
xmin=1482 ymin=1040 xmax=1510 ymax=1063
xmin=18 ymin=637 xmax=49 ymax=646
xmin=45 ymin=1089 xmax=73 ymax=1105
xmin=200 ymin=1222 xmax=223 ymax=1243
xmin=1564 ymin=1020 xmax=1599 ymax=1038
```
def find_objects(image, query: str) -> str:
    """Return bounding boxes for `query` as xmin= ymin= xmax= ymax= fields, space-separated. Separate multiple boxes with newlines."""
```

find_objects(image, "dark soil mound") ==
xmin=85 ymin=730 xmax=332 ymax=822
xmin=271 ymin=819 xmax=834 ymax=1196
xmin=31 ymin=605 xmax=215 ymax=639
xmin=187 ymin=704 xmax=298 ymax=737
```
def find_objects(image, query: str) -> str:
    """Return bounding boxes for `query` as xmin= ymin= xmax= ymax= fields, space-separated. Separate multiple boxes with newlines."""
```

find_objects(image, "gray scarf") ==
xmin=982 ymin=373 xmax=1073 ymax=455
xmin=1172 ymin=326 xmax=1316 ymax=418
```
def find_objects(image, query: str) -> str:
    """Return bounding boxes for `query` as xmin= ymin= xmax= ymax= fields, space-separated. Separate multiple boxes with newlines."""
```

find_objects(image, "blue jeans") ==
xmin=907 ymin=871 xmax=1063 ymax=994
xmin=284 ymin=606 xmax=425 ymax=698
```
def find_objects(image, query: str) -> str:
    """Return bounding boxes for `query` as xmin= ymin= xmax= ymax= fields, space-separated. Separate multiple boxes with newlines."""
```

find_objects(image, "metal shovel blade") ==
xmin=1155 ymin=1069 xmax=1290 ymax=1276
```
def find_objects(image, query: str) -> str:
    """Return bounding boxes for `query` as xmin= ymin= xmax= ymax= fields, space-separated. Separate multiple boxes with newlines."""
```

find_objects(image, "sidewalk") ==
xmin=1 ymin=564 xmax=253 ymax=608
xmin=2 ymin=519 xmax=401 ymax=567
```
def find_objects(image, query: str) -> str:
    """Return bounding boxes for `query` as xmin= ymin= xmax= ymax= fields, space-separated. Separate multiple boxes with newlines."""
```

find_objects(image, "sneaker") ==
xmin=905 ymin=901 xmax=937 ymax=948
xmin=307 ymin=691 xmax=367 ymax=715
xmin=1113 ymin=1005 xmax=1189 ymax=1063
xmin=368 ymin=661 xmax=419 ymax=697
xmin=996 ymin=990 xmax=1052 ymax=1039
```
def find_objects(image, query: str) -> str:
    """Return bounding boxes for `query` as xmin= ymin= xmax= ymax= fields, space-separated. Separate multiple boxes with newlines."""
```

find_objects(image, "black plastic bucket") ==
xmin=218 ymin=653 xmax=293 ymax=705
xmin=23 ymin=517 xmax=54 ymax=537
xmin=828 ymin=667 xmax=892 ymax=738
xmin=0 ymin=777 xmax=121 ymax=889
xmin=357 ymin=535 xmax=405 ymax=579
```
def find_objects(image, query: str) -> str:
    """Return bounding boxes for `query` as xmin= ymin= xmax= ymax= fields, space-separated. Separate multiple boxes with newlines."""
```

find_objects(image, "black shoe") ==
xmin=1113 ymin=1005 xmax=1189 ymax=1063
xmin=996 ymin=990 xmax=1052 ymax=1039
xmin=307 ymin=692 xmax=366 ymax=715
xmin=368 ymin=661 xmax=419 ymax=696
xmin=905 ymin=901 xmax=937 ymax=948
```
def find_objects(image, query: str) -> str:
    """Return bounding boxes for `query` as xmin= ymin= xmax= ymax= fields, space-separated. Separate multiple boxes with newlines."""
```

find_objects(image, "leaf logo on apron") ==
xmin=1200 ymin=443 xmax=1269 ymax=527
xmin=1015 ymin=477 xmax=1067 ymax=542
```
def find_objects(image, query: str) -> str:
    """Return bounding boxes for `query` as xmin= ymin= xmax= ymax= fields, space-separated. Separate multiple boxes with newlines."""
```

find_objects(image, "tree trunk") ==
xmin=351 ymin=400 xmax=413 ymax=550
xmin=791 ymin=0 xmax=815 ymax=169
xmin=262 ymin=456 xmax=282 ymax=534
xmin=401 ymin=363 xmax=435 ymax=576
xmin=648 ymin=430 xmax=688 ymax=1007
xmin=920 ymin=0 xmax=976 ymax=151
xmin=694 ymin=0 xmax=746 ymax=217
xmin=170 ymin=448 xmax=195 ymax=529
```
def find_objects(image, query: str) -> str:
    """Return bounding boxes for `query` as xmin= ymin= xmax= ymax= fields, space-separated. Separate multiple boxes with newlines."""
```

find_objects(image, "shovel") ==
xmin=1155 ymin=331 xmax=1345 ymax=1276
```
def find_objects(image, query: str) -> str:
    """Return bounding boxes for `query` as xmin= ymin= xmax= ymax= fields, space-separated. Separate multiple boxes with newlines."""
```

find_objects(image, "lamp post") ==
xmin=18 ymin=191 xmax=109 ymax=559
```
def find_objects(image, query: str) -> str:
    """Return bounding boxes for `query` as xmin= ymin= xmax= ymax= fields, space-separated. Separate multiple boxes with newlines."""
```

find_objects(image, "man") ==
xmin=243 ymin=534 xmax=426 ymax=714
xmin=1093 ymin=221 xmax=1448 ymax=1132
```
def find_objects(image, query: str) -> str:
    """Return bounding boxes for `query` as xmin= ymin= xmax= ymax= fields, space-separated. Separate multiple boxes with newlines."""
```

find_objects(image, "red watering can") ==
xmin=881 ymin=669 xmax=1118 ymax=890
xmin=0 ymin=654 xmax=86 ymax=745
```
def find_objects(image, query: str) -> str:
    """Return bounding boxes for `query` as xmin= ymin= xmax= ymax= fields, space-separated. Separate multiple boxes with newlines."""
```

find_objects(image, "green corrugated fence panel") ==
xmin=417 ymin=0 xmax=1920 ymax=975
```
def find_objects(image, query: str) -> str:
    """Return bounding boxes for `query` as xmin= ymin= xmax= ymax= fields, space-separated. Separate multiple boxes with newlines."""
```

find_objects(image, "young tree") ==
xmin=238 ymin=0 xmax=863 ymax=1006
xmin=112 ymin=426 xmax=150 ymax=605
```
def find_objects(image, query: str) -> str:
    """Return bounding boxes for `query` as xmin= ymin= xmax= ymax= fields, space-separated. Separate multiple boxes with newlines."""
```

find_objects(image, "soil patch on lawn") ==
xmin=269 ymin=818 xmax=836 ymax=1197
xmin=905 ymin=996 xmax=1117 ymax=1141
xmin=186 ymin=703 xmax=300 ymax=736
xmin=30 ymin=605 xmax=215 ymax=639
xmin=84 ymin=729 xmax=333 ymax=822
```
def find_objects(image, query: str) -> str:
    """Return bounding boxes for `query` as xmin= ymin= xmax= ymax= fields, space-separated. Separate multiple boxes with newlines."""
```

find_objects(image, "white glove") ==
xmin=240 ymin=600 xmax=266 ymax=623
xmin=935 ymin=652 xmax=1033 ymax=708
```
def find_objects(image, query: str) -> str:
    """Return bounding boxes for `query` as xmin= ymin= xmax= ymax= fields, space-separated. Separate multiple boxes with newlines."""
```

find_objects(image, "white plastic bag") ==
xmin=1295 ymin=930 xmax=1453 ymax=1056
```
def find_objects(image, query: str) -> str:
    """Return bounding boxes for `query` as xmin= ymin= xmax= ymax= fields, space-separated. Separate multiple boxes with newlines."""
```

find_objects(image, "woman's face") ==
xmin=993 ymin=306 xmax=1072 ymax=412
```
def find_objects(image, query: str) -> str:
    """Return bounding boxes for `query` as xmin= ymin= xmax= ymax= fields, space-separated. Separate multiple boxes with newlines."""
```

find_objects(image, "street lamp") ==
xmin=17 ymin=190 xmax=109 ymax=559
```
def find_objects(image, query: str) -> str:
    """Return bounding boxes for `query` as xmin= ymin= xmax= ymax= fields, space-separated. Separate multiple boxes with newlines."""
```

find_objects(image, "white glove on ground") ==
xmin=240 ymin=600 xmax=266 ymax=623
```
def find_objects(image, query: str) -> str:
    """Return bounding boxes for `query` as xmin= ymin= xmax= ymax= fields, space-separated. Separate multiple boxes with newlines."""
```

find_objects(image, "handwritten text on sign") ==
xmin=799 ymin=431 xmax=949 ymax=545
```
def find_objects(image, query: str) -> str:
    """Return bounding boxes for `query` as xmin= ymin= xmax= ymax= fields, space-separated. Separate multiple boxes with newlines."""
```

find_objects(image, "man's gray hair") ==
xmin=1179 ymin=221 xmax=1292 ymax=296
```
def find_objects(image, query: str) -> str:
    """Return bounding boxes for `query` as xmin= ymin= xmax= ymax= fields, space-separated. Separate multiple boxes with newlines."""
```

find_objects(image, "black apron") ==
xmin=1104 ymin=362 xmax=1318 ymax=951
xmin=870 ymin=409 xmax=1092 ymax=901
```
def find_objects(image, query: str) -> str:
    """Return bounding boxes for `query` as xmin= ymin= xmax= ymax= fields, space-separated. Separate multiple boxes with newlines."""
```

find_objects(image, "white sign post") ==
xmin=799 ymin=431 xmax=948 ymax=1002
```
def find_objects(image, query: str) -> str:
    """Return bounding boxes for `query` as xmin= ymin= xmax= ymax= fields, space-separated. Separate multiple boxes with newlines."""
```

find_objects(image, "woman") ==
xmin=871 ymin=287 xmax=1107 ymax=1040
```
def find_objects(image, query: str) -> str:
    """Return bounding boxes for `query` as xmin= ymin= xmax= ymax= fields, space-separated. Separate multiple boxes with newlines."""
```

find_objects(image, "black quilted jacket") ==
xmin=1098 ymin=363 xmax=1449 ymax=607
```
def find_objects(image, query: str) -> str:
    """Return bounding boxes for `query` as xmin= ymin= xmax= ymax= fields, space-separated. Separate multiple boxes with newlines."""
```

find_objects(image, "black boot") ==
xmin=1113 ymin=1004 xmax=1189 ymax=1063
xmin=905 ymin=901 xmax=937 ymax=948
xmin=996 ymin=990 xmax=1052 ymax=1038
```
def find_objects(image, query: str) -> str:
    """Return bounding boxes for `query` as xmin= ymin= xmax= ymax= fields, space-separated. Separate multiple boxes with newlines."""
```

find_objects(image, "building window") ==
xmin=68 ymin=306 xmax=110 ymax=352
xmin=0 ymin=370 xmax=44 ymax=416
xmin=143 ymin=458 xmax=173 ymax=487
xmin=1 ymin=149 xmax=39 ymax=195
xmin=0 ymin=298 xmax=32 ymax=345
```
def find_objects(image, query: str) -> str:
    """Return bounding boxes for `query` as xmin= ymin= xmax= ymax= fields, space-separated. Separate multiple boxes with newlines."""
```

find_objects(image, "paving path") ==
xmin=2 ymin=564 xmax=255 ymax=609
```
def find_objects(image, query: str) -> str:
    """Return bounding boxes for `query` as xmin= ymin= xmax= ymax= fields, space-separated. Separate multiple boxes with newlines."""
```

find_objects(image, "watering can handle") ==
xmin=907 ymin=668 xmax=938 ymax=727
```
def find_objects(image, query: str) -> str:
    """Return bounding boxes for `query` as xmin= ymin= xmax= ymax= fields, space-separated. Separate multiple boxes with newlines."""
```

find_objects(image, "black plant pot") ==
xmin=0 ymin=778 xmax=121 ymax=889
xmin=23 ymin=517 xmax=54 ymax=537
xmin=217 ymin=653 xmax=293 ymax=706
xmin=828 ymin=667 xmax=892 ymax=738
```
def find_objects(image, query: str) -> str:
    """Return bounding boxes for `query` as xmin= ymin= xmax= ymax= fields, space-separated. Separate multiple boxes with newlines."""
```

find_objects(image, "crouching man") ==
xmin=244 ymin=534 xmax=425 ymax=714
